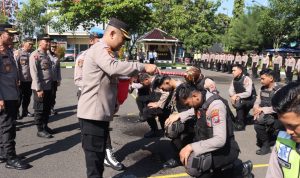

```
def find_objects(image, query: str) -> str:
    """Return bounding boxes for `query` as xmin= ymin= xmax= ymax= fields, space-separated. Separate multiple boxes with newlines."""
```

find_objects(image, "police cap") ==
xmin=23 ymin=37 xmax=34 ymax=44
xmin=37 ymin=34 xmax=52 ymax=41
xmin=108 ymin=17 xmax=131 ymax=41
xmin=89 ymin=27 xmax=104 ymax=39
xmin=0 ymin=24 xmax=18 ymax=34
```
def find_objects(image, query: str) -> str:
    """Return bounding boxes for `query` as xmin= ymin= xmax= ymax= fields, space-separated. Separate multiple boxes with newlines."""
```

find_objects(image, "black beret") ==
xmin=0 ymin=24 xmax=18 ymax=34
xmin=37 ymin=34 xmax=52 ymax=41
xmin=108 ymin=17 xmax=131 ymax=41
xmin=23 ymin=37 xmax=33 ymax=43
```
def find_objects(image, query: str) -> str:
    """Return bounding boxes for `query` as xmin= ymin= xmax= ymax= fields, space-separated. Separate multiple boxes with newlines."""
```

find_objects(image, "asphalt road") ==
xmin=0 ymin=68 xmax=273 ymax=178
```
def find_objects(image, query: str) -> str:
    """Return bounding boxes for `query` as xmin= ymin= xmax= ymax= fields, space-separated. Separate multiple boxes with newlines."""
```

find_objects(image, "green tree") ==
xmin=233 ymin=0 xmax=245 ymax=19
xmin=224 ymin=7 xmax=263 ymax=51
xmin=0 ymin=14 xmax=8 ymax=24
xmin=258 ymin=0 xmax=300 ymax=49
xmin=16 ymin=0 xmax=53 ymax=37
xmin=151 ymin=0 xmax=222 ymax=51
xmin=51 ymin=0 xmax=153 ymax=58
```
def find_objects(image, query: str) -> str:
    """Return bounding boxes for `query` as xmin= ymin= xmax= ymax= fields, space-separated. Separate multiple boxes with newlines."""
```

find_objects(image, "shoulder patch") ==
xmin=211 ymin=109 xmax=220 ymax=125
xmin=105 ymin=47 xmax=115 ymax=58
xmin=244 ymin=77 xmax=250 ymax=86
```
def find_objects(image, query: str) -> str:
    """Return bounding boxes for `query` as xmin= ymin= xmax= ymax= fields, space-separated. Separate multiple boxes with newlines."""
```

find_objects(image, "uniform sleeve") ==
xmin=279 ymin=57 xmax=283 ymax=68
xmin=253 ymin=89 xmax=261 ymax=109
xmin=74 ymin=54 xmax=83 ymax=87
xmin=266 ymin=147 xmax=283 ymax=178
xmin=191 ymin=100 xmax=227 ymax=156
xmin=292 ymin=58 xmax=296 ymax=71
xmin=236 ymin=76 xmax=253 ymax=98
xmin=228 ymin=81 xmax=236 ymax=97
xmin=179 ymin=108 xmax=195 ymax=123
xmin=29 ymin=52 xmax=42 ymax=91
xmin=155 ymin=90 xmax=170 ymax=109
xmin=92 ymin=48 xmax=145 ymax=77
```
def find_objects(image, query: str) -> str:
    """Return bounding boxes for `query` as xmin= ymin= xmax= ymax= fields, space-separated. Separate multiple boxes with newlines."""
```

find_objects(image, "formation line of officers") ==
xmin=193 ymin=51 xmax=300 ymax=83
xmin=0 ymin=24 xmax=61 ymax=170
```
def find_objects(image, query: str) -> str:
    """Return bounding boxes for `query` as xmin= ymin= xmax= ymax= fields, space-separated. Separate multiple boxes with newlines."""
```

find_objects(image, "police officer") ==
xmin=261 ymin=53 xmax=270 ymax=71
xmin=227 ymin=53 xmax=234 ymax=74
xmin=29 ymin=34 xmax=54 ymax=139
xmin=285 ymin=53 xmax=296 ymax=83
xmin=74 ymin=27 xmax=103 ymax=99
xmin=165 ymin=83 xmax=253 ymax=177
xmin=266 ymin=82 xmax=300 ymax=178
xmin=15 ymin=38 xmax=34 ymax=119
xmin=235 ymin=52 xmax=242 ymax=65
xmin=77 ymin=18 xmax=157 ymax=178
xmin=48 ymin=41 xmax=61 ymax=115
xmin=209 ymin=52 xmax=215 ymax=71
xmin=251 ymin=52 xmax=260 ymax=78
xmin=229 ymin=64 xmax=256 ymax=131
xmin=0 ymin=24 xmax=30 ymax=169
xmin=253 ymin=69 xmax=283 ymax=155
xmin=273 ymin=52 xmax=283 ymax=82
xmin=241 ymin=52 xmax=248 ymax=74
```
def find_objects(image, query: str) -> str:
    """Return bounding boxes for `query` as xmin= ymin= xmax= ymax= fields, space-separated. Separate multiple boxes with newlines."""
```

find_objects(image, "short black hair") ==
xmin=260 ymin=69 xmax=275 ymax=78
xmin=152 ymin=75 xmax=171 ymax=90
xmin=272 ymin=82 xmax=300 ymax=115
xmin=175 ymin=83 xmax=198 ymax=100
xmin=138 ymin=73 xmax=150 ymax=82
xmin=232 ymin=64 xmax=244 ymax=71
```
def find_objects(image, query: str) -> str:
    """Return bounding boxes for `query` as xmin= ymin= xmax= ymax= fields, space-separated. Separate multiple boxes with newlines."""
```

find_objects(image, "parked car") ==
xmin=64 ymin=48 xmax=76 ymax=61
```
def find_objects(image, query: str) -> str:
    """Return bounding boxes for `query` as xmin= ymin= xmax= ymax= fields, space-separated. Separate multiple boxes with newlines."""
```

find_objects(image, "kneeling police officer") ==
xmin=165 ymin=83 xmax=253 ymax=178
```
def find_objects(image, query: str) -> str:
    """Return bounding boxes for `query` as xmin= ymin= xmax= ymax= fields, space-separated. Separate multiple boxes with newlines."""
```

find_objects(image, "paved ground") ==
xmin=0 ymin=68 xmax=277 ymax=178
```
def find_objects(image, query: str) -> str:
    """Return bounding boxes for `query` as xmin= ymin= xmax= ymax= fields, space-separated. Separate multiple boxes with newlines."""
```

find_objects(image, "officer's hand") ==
xmin=165 ymin=113 xmax=180 ymax=126
xmin=37 ymin=91 xmax=44 ymax=98
xmin=0 ymin=100 xmax=4 ymax=111
xmin=179 ymin=144 xmax=193 ymax=166
xmin=144 ymin=64 xmax=158 ymax=75
xmin=148 ymin=102 xmax=159 ymax=108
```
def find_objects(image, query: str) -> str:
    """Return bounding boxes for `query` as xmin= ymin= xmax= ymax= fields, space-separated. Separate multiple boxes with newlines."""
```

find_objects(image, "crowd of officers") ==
xmin=0 ymin=24 xmax=61 ymax=170
xmin=193 ymin=51 xmax=300 ymax=83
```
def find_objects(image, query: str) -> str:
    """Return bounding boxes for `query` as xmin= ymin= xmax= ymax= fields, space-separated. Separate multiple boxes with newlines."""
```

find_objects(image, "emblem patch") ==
xmin=277 ymin=143 xmax=292 ymax=169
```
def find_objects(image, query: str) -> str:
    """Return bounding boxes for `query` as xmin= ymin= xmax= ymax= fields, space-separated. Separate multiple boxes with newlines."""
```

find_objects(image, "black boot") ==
xmin=5 ymin=157 xmax=31 ymax=170
xmin=163 ymin=158 xmax=181 ymax=169
xmin=242 ymin=160 xmax=253 ymax=178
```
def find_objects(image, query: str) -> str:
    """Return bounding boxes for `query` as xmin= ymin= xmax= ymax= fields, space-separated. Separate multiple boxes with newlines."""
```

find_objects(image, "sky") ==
xmin=216 ymin=0 xmax=269 ymax=16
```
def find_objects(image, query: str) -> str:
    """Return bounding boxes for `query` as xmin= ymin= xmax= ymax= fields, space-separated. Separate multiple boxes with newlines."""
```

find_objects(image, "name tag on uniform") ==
xmin=277 ymin=143 xmax=292 ymax=169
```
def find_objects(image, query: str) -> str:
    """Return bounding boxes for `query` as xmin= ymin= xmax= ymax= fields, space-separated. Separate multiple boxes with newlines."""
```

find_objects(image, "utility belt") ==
xmin=234 ymin=95 xmax=256 ymax=110
xmin=186 ymin=137 xmax=239 ymax=177
xmin=255 ymin=113 xmax=276 ymax=125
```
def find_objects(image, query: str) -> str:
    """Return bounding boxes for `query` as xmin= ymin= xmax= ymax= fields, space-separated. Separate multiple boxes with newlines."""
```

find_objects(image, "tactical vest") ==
xmin=233 ymin=75 xmax=256 ymax=98
xmin=276 ymin=131 xmax=300 ymax=178
xmin=193 ymin=94 xmax=239 ymax=168
xmin=19 ymin=50 xmax=31 ymax=81
xmin=260 ymin=85 xmax=281 ymax=107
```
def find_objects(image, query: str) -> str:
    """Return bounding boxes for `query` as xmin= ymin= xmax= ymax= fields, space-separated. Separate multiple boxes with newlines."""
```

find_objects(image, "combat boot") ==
xmin=104 ymin=148 xmax=124 ymax=171
xmin=242 ymin=160 xmax=253 ymax=178
xmin=256 ymin=142 xmax=271 ymax=155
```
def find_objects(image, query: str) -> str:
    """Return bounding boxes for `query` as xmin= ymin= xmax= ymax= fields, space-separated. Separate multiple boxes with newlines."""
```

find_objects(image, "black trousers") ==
xmin=79 ymin=119 xmax=109 ymax=178
xmin=252 ymin=63 xmax=258 ymax=78
xmin=0 ymin=100 xmax=17 ymax=159
xmin=235 ymin=99 xmax=254 ymax=128
xmin=146 ymin=108 xmax=171 ymax=131
xmin=273 ymin=64 xmax=280 ymax=82
xmin=286 ymin=67 xmax=293 ymax=83
xmin=50 ymin=81 xmax=58 ymax=109
xmin=227 ymin=62 xmax=232 ymax=74
xmin=150 ymin=58 xmax=155 ymax=64
xmin=19 ymin=81 xmax=32 ymax=114
xmin=33 ymin=90 xmax=52 ymax=131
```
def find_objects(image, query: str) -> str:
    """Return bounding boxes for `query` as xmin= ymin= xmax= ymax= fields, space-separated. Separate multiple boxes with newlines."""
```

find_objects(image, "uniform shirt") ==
xmin=15 ymin=49 xmax=32 ymax=82
xmin=209 ymin=54 xmax=215 ymax=62
xmin=29 ymin=49 xmax=53 ymax=91
xmin=191 ymin=92 xmax=227 ymax=156
xmin=148 ymin=51 xmax=154 ymax=59
xmin=48 ymin=52 xmax=61 ymax=82
xmin=242 ymin=55 xmax=248 ymax=66
xmin=261 ymin=56 xmax=270 ymax=67
xmin=0 ymin=51 xmax=19 ymax=100
xmin=77 ymin=40 xmax=145 ymax=121
xmin=296 ymin=59 xmax=300 ymax=72
xmin=273 ymin=55 xmax=283 ymax=68
xmin=74 ymin=51 xmax=87 ymax=88
xmin=229 ymin=75 xmax=253 ymax=99
xmin=251 ymin=55 xmax=260 ymax=66
xmin=285 ymin=57 xmax=296 ymax=71
xmin=235 ymin=55 xmax=242 ymax=64
xmin=266 ymin=147 xmax=283 ymax=178
xmin=253 ymin=83 xmax=280 ymax=115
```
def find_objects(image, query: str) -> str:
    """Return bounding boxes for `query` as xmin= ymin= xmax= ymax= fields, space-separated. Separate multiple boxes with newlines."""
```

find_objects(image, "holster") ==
xmin=186 ymin=152 xmax=212 ymax=177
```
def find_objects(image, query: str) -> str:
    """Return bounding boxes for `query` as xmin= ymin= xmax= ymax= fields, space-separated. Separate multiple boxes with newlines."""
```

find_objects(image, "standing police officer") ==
xmin=253 ymin=69 xmax=283 ymax=155
xmin=15 ymin=38 xmax=34 ymax=119
xmin=266 ymin=82 xmax=300 ymax=178
xmin=48 ymin=41 xmax=61 ymax=115
xmin=285 ymin=53 xmax=296 ymax=83
xmin=0 ymin=24 xmax=30 ymax=169
xmin=77 ymin=18 xmax=157 ymax=178
xmin=229 ymin=64 xmax=256 ymax=131
xmin=272 ymin=52 xmax=283 ymax=82
xmin=29 ymin=34 xmax=54 ymax=139
xmin=251 ymin=52 xmax=260 ymax=78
